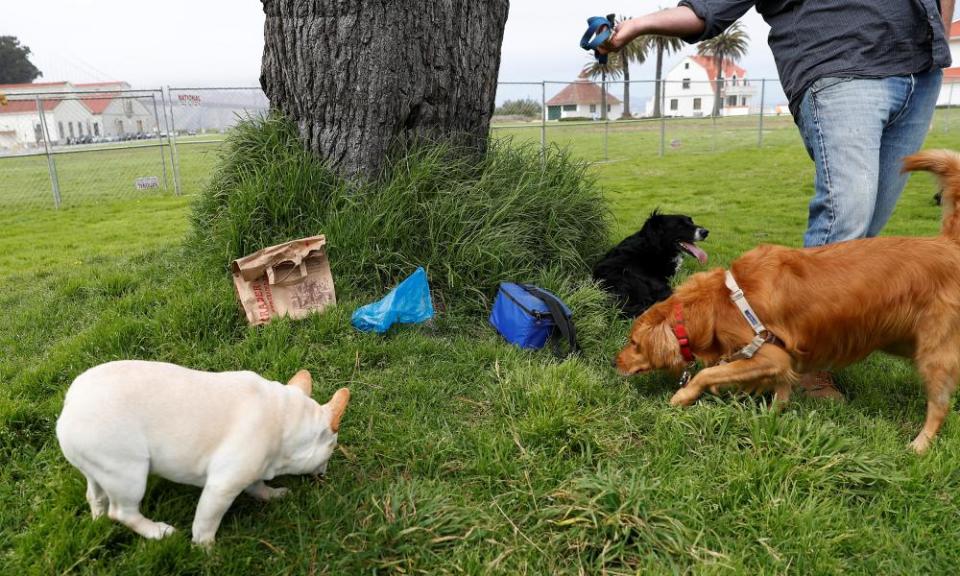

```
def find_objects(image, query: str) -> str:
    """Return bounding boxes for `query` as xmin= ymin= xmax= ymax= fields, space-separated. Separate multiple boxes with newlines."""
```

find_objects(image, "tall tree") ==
xmin=647 ymin=33 xmax=683 ymax=118
xmin=697 ymin=21 xmax=749 ymax=117
xmin=260 ymin=0 xmax=510 ymax=180
xmin=0 ymin=36 xmax=42 ymax=84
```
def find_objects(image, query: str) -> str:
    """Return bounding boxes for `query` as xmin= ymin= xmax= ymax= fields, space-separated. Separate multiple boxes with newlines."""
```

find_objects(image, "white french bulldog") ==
xmin=56 ymin=360 xmax=349 ymax=546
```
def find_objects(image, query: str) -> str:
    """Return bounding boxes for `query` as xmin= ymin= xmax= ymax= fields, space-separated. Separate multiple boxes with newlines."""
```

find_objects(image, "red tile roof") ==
xmin=0 ymin=99 xmax=61 ymax=114
xmin=690 ymin=55 xmax=747 ymax=81
xmin=951 ymin=20 xmax=960 ymax=39
xmin=0 ymin=81 xmax=70 ymax=90
xmin=80 ymin=96 xmax=116 ymax=114
xmin=74 ymin=82 xmax=125 ymax=87
xmin=944 ymin=67 xmax=960 ymax=80
xmin=546 ymin=80 xmax=621 ymax=106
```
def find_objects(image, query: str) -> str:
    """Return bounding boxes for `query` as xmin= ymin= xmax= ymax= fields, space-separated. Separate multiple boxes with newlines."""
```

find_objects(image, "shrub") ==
xmin=190 ymin=114 xmax=609 ymax=314
xmin=494 ymin=98 xmax=542 ymax=118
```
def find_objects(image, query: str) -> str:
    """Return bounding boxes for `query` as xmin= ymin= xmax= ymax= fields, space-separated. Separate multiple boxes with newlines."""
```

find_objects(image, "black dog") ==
xmin=593 ymin=211 xmax=709 ymax=317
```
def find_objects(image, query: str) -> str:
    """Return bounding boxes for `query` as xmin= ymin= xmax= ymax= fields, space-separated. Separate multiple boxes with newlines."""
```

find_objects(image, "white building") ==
xmin=645 ymin=55 xmax=755 ymax=117
xmin=939 ymin=21 xmax=960 ymax=105
xmin=0 ymin=80 xmax=157 ymax=151
xmin=545 ymin=78 xmax=622 ymax=120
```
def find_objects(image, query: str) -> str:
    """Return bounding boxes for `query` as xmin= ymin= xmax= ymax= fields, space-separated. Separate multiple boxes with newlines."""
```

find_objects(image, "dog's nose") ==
xmin=699 ymin=228 xmax=709 ymax=240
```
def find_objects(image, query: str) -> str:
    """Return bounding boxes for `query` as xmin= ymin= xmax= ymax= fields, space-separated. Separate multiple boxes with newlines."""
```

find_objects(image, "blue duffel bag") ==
xmin=489 ymin=283 xmax=580 ymax=356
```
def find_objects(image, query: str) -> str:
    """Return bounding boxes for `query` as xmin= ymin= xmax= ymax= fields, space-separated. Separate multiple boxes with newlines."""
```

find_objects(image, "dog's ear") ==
xmin=287 ymin=369 xmax=312 ymax=396
xmin=326 ymin=388 xmax=350 ymax=433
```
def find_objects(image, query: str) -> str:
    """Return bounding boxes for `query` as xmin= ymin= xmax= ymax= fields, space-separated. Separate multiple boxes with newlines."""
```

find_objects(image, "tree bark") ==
xmin=653 ymin=45 xmax=663 ymax=118
xmin=260 ymin=0 xmax=510 ymax=180
xmin=712 ymin=52 xmax=723 ymax=117
xmin=621 ymin=57 xmax=631 ymax=119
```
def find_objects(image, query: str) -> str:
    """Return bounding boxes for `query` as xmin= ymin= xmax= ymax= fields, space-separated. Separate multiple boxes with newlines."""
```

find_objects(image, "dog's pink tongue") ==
xmin=680 ymin=242 xmax=708 ymax=265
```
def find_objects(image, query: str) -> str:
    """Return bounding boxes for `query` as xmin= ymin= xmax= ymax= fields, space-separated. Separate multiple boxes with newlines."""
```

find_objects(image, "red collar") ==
xmin=672 ymin=303 xmax=695 ymax=363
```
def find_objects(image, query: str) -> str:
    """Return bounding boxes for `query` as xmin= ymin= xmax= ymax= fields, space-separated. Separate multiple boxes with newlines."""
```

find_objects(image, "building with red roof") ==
xmin=938 ymin=21 xmax=960 ymax=106
xmin=545 ymin=76 xmax=622 ymax=121
xmin=644 ymin=54 xmax=756 ymax=118
xmin=0 ymin=81 xmax=157 ymax=151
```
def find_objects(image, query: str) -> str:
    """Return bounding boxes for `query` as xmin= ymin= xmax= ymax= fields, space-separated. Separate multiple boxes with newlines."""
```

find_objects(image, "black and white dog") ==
xmin=593 ymin=211 xmax=709 ymax=317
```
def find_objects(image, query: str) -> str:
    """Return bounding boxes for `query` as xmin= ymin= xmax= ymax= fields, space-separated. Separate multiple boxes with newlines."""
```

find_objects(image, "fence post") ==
xmin=151 ymin=93 xmax=169 ymax=190
xmin=946 ymin=82 xmax=955 ymax=133
xmin=540 ymin=81 xmax=546 ymax=163
xmin=757 ymin=78 xmax=766 ymax=148
xmin=659 ymin=80 xmax=666 ymax=157
xmin=36 ymin=94 xmax=61 ymax=209
xmin=164 ymin=87 xmax=183 ymax=196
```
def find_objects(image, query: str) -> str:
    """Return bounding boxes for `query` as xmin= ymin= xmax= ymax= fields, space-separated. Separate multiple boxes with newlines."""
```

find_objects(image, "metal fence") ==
xmin=3 ymin=79 xmax=960 ymax=210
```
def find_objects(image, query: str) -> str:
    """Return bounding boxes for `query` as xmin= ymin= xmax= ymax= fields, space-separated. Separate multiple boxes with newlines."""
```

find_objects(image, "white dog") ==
xmin=56 ymin=360 xmax=349 ymax=546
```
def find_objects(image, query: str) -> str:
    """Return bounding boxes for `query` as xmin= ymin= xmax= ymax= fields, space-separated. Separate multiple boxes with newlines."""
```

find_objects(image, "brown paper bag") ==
xmin=231 ymin=235 xmax=336 ymax=326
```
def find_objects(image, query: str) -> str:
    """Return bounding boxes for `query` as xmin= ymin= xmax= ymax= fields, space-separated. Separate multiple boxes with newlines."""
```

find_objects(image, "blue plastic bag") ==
xmin=351 ymin=267 xmax=434 ymax=333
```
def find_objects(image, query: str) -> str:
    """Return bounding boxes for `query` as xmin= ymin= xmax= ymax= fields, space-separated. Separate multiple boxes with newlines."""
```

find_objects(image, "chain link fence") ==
xmin=3 ymin=79 xmax=960 ymax=210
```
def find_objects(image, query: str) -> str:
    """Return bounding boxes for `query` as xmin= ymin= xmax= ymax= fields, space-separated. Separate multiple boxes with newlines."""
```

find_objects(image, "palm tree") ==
xmin=581 ymin=16 xmax=648 ymax=119
xmin=696 ymin=21 xmax=749 ymax=117
xmin=647 ymin=33 xmax=684 ymax=118
xmin=581 ymin=53 xmax=621 ymax=121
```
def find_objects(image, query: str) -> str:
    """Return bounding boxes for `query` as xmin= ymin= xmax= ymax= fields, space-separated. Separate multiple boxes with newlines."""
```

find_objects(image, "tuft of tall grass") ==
xmin=189 ymin=114 xmax=610 ymax=314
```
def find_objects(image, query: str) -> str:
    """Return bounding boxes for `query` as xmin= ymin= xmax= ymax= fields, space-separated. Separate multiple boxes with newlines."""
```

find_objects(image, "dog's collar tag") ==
xmin=678 ymin=365 xmax=693 ymax=388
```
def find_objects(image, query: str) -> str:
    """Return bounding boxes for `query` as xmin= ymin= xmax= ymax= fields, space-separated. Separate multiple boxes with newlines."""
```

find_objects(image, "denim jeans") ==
xmin=797 ymin=69 xmax=943 ymax=247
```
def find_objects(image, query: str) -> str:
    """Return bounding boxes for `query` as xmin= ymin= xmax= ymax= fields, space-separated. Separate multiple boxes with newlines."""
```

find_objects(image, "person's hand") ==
xmin=596 ymin=24 xmax=624 ymax=55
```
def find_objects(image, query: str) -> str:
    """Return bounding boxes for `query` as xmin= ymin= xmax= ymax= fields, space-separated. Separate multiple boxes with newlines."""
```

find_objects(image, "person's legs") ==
xmin=870 ymin=69 xmax=943 ymax=236
xmin=798 ymin=78 xmax=893 ymax=248
xmin=795 ymin=75 xmax=918 ymax=399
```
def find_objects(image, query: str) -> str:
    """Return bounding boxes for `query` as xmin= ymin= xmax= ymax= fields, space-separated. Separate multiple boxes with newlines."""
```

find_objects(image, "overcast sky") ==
xmin=2 ymin=1 xmax=782 ymax=105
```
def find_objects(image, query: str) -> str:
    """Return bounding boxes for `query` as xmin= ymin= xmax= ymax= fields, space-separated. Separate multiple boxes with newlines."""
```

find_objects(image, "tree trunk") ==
xmin=621 ymin=57 xmax=631 ymax=119
xmin=260 ymin=0 xmax=510 ymax=180
xmin=653 ymin=44 xmax=664 ymax=118
xmin=712 ymin=52 xmax=723 ymax=117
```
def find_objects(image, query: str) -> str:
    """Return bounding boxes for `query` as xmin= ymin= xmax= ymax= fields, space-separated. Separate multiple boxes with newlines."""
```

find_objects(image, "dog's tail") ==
xmin=902 ymin=149 xmax=960 ymax=237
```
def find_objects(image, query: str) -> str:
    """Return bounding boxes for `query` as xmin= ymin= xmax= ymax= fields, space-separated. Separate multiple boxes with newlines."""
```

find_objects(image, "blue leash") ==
xmin=580 ymin=14 xmax=615 ymax=64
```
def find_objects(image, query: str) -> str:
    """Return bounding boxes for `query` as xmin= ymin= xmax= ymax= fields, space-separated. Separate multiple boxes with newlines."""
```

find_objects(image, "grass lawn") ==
xmin=4 ymin=120 xmax=960 ymax=574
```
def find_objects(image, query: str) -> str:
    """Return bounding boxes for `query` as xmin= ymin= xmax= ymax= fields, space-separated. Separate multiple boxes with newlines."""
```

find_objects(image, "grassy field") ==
xmin=4 ymin=119 xmax=960 ymax=574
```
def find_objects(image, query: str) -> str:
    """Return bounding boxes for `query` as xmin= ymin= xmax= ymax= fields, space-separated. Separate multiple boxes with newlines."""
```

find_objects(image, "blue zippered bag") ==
xmin=489 ymin=283 xmax=579 ymax=356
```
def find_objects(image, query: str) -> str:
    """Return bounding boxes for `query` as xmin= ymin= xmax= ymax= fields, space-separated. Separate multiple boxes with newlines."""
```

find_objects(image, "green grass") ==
xmin=3 ymin=117 xmax=960 ymax=574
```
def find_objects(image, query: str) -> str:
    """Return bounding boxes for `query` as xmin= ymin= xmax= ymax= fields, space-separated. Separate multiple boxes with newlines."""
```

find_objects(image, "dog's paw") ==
xmin=263 ymin=486 xmax=290 ymax=500
xmin=670 ymin=388 xmax=699 ymax=406
xmin=147 ymin=522 xmax=176 ymax=540
xmin=909 ymin=433 xmax=932 ymax=454
xmin=192 ymin=536 xmax=215 ymax=550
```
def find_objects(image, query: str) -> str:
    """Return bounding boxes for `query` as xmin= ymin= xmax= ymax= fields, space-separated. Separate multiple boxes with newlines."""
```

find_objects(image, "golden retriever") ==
xmin=616 ymin=149 xmax=960 ymax=453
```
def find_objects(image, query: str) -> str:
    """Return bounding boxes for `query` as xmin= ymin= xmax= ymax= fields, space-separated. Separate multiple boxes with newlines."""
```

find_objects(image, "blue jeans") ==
xmin=797 ymin=70 xmax=942 ymax=247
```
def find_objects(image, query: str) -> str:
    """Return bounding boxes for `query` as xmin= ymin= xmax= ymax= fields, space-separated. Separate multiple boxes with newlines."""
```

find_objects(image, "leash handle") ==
xmin=580 ymin=14 xmax=616 ymax=64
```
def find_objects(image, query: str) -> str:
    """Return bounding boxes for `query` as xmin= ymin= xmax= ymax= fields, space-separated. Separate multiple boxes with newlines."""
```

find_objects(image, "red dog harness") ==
xmin=672 ymin=303 xmax=695 ymax=363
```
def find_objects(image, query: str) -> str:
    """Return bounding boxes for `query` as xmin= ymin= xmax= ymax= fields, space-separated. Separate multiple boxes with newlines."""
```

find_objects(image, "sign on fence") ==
xmin=135 ymin=176 xmax=160 ymax=190
xmin=178 ymin=94 xmax=202 ymax=106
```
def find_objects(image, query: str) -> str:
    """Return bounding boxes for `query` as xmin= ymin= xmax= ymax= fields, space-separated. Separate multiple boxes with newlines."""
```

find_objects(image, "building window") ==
xmin=137 ymin=120 xmax=144 ymax=132
xmin=68 ymin=122 xmax=74 ymax=137
xmin=727 ymin=95 xmax=738 ymax=106
xmin=693 ymin=98 xmax=701 ymax=111
xmin=117 ymin=120 xmax=124 ymax=134
xmin=684 ymin=62 xmax=689 ymax=69
xmin=562 ymin=104 xmax=577 ymax=112
xmin=607 ymin=104 xmax=611 ymax=112
xmin=682 ymin=78 xmax=690 ymax=89
xmin=670 ymin=99 xmax=678 ymax=111
xmin=742 ymin=96 xmax=748 ymax=106
xmin=590 ymin=104 xmax=596 ymax=113
xmin=93 ymin=122 xmax=100 ymax=136
xmin=34 ymin=123 xmax=43 ymax=143
xmin=732 ymin=75 xmax=738 ymax=86
xmin=78 ymin=123 xmax=83 ymax=137
xmin=58 ymin=121 xmax=64 ymax=139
